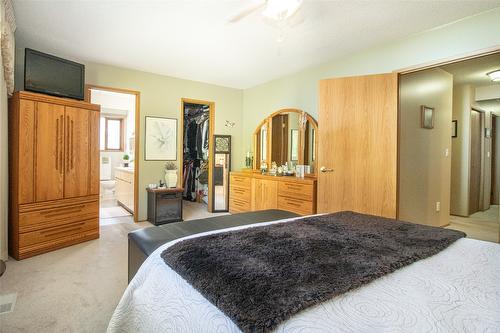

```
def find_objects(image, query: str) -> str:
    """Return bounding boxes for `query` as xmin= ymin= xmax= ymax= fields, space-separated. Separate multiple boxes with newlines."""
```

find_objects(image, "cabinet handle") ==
xmin=40 ymin=205 xmax=85 ymax=216
xmin=55 ymin=118 xmax=59 ymax=170
xmin=70 ymin=119 xmax=74 ymax=170
xmin=66 ymin=115 xmax=70 ymax=172
xmin=59 ymin=115 xmax=64 ymax=173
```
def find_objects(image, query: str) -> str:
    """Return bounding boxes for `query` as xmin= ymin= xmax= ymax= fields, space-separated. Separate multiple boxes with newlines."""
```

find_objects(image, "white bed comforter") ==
xmin=108 ymin=216 xmax=500 ymax=333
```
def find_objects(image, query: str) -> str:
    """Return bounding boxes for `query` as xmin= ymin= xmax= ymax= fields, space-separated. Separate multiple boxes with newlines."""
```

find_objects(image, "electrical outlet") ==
xmin=436 ymin=202 xmax=441 ymax=212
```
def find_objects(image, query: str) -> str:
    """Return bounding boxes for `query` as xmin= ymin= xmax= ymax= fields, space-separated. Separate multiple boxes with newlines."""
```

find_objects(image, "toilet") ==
xmin=100 ymin=156 xmax=115 ymax=198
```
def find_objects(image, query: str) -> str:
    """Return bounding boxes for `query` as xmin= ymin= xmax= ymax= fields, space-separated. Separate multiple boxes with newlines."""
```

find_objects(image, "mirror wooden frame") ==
xmin=253 ymin=108 xmax=318 ymax=177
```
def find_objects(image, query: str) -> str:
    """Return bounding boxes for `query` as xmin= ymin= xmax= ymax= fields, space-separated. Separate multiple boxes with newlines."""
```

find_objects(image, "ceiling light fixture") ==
xmin=262 ymin=0 xmax=303 ymax=21
xmin=487 ymin=69 xmax=500 ymax=82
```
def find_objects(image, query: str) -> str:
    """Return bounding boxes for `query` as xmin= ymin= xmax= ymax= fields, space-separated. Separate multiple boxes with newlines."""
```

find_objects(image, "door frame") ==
xmin=180 ymin=98 xmax=215 ymax=212
xmin=492 ymin=114 xmax=498 ymax=205
xmin=394 ymin=46 xmax=500 ymax=218
xmin=469 ymin=108 xmax=485 ymax=215
xmin=85 ymin=85 xmax=141 ymax=222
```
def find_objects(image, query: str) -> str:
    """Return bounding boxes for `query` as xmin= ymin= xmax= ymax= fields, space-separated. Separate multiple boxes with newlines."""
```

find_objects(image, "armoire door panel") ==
xmin=35 ymin=102 xmax=65 ymax=202
xmin=317 ymin=73 xmax=398 ymax=218
xmin=89 ymin=110 xmax=100 ymax=195
xmin=18 ymin=100 xmax=36 ymax=204
xmin=64 ymin=107 xmax=90 ymax=198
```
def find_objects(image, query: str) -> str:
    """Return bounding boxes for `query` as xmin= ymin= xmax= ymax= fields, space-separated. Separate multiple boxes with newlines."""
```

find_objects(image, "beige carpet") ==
xmin=0 ymin=221 xmax=150 ymax=332
xmin=0 ymin=202 xmax=226 ymax=332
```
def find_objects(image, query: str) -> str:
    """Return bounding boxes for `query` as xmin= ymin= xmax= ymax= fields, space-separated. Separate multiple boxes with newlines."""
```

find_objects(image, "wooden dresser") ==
xmin=229 ymin=171 xmax=317 ymax=216
xmin=9 ymin=91 xmax=101 ymax=260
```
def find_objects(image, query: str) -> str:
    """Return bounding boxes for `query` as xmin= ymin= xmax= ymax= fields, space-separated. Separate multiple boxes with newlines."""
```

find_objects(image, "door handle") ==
xmin=320 ymin=166 xmax=334 ymax=173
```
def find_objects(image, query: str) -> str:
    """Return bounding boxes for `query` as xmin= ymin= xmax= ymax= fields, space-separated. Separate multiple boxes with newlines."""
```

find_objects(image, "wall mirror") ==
xmin=253 ymin=108 xmax=318 ymax=176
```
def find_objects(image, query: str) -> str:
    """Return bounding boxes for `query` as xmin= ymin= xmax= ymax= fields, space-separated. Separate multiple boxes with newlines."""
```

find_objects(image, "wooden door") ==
xmin=317 ymin=73 xmax=398 ymax=218
xmin=271 ymin=115 xmax=288 ymax=165
xmin=89 ymin=110 xmax=100 ymax=195
xmin=64 ymin=107 xmax=90 ymax=198
xmin=35 ymin=102 xmax=65 ymax=202
xmin=492 ymin=115 xmax=499 ymax=205
xmin=469 ymin=109 xmax=482 ymax=214
xmin=253 ymin=179 xmax=278 ymax=211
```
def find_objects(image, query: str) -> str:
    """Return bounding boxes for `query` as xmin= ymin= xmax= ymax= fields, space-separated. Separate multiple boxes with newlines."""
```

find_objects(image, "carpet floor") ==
xmin=0 ymin=201 xmax=222 ymax=332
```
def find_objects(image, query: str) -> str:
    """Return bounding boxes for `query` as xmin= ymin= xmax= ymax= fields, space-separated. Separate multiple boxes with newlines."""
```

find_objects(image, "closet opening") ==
xmin=181 ymin=99 xmax=214 ymax=213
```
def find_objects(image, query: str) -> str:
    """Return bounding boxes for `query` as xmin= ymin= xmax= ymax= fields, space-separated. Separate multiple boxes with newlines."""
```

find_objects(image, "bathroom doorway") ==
xmin=86 ymin=85 xmax=140 ymax=223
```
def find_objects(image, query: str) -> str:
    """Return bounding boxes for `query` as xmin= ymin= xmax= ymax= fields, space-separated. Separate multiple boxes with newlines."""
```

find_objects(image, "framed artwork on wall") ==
xmin=452 ymin=120 xmax=458 ymax=138
xmin=145 ymin=116 xmax=177 ymax=160
xmin=421 ymin=105 xmax=434 ymax=129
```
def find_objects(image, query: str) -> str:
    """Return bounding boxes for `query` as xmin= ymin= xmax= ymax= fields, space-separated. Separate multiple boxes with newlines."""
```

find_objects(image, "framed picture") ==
xmin=421 ymin=106 xmax=434 ymax=129
xmin=145 ymin=116 xmax=177 ymax=160
xmin=290 ymin=129 xmax=299 ymax=161
xmin=452 ymin=120 xmax=458 ymax=138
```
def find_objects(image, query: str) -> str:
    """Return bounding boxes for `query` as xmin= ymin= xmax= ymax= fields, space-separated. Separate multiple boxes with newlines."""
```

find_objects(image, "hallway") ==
xmin=448 ymin=205 xmax=500 ymax=243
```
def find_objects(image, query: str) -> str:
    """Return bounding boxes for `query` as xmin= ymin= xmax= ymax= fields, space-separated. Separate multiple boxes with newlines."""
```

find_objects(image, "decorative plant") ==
xmin=165 ymin=162 xmax=177 ymax=171
xmin=123 ymin=154 xmax=130 ymax=160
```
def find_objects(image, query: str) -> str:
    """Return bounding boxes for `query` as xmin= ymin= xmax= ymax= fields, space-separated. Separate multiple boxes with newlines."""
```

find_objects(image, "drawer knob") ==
xmin=320 ymin=166 xmax=334 ymax=173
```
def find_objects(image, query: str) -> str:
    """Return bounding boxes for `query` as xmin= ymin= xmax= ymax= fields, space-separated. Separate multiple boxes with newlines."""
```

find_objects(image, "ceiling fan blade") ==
xmin=227 ymin=0 xmax=266 ymax=23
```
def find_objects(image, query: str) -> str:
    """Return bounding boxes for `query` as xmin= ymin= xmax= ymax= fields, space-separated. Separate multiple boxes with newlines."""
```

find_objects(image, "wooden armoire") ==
xmin=9 ymin=91 xmax=100 ymax=260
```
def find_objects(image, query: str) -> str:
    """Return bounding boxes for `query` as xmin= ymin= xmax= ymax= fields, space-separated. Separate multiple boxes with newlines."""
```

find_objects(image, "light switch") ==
xmin=444 ymin=148 xmax=449 ymax=157
xmin=436 ymin=202 xmax=441 ymax=212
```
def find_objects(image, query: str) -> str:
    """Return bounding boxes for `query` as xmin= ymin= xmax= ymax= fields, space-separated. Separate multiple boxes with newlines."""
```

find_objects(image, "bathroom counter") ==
xmin=115 ymin=166 xmax=134 ymax=173
xmin=115 ymin=167 xmax=134 ymax=213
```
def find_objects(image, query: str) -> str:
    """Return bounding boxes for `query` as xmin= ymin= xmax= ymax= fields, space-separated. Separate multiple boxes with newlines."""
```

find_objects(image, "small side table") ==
xmin=146 ymin=187 xmax=183 ymax=225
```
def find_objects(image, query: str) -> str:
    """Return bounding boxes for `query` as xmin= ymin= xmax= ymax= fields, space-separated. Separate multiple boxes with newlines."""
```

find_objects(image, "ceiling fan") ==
xmin=227 ymin=0 xmax=304 ymax=23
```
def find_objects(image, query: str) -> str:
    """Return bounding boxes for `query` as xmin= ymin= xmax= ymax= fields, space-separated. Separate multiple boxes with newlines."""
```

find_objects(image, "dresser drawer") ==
xmin=18 ymin=226 xmax=99 ymax=260
xmin=278 ymin=181 xmax=314 ymax=201
xmin=229 ymin=198 xmax=251 ymax=213
xmin=230 ymin=174 xmax=252 ymax=188
xmin=230 ymin=186 xmax=251 ymax=202
xmin=277 ymin=195 xmax=314 ymax=216
xmin=19 ymin=219 xmax=98 ymax=247
xmin=19 ymin=201 xmax=99 ymax=232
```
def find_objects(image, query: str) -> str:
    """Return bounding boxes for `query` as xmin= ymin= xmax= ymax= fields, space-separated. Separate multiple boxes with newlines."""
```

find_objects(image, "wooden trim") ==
xmin=85 ymin=85 xmax=141 ymax=222
xmin=15 ymin=91 xmax=100 ymax=111
xmin=180 ymin=98 xmax=215 ymax=213
xmin=395 ymin=45 xmax=500 ymax=74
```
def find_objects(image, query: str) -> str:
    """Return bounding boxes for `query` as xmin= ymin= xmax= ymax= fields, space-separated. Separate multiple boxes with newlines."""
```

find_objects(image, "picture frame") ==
xmin=421 ymin=106 xmax=434 ymax=129
xmin=452 ymin=120 xmax=458 ymax=138
xmin=144 ymin=116 xmax=177 ymax=161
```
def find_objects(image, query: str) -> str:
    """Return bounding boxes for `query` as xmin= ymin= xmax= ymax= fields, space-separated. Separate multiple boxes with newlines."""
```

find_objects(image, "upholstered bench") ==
xmin=128 ymin=210 xmax=299 ymax=282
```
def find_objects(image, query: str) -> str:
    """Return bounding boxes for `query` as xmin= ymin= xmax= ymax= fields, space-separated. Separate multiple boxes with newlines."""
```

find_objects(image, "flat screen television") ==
xmin=24 ymin=48 xmax=85 ymax=100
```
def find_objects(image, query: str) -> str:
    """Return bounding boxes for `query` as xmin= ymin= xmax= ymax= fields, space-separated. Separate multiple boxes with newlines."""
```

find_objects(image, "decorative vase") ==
xmin=165 ymin=170 xmax=178 ymax=188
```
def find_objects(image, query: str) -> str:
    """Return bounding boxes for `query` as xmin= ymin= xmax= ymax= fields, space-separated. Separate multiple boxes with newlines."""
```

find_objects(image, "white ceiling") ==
xmin=13 ymin=0 xmax=500 ymax=89
xmin=441 ymin=52 xmax=500 ymax=86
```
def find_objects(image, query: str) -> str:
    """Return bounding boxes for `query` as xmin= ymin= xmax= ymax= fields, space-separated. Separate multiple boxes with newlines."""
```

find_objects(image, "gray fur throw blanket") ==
xmin=161 ymin=211 xmax=465 ymax=333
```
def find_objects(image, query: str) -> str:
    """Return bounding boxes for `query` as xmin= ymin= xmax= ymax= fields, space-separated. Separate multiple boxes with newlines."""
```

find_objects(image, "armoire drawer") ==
xmin=278 ymin=181 xmax=314 ymax=201
xmin=277 ymin=195 xmax=314 ymax=216
xmin=230 ymin=186 xmax=251 ymax=202
xmin=230 ymin=174 xmax=251 ymax=188
xmin=19 ymin=219 xmax=98 ymax=247
xmin=229 ymin=198 xmax=250 ymax=213
xmin=19 ymin=201 xmax=99 ymax=232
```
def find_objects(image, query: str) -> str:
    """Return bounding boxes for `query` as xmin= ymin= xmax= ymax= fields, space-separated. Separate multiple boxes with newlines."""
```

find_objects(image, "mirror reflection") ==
xmin=253 ymin=109 xmax=318 ymax=175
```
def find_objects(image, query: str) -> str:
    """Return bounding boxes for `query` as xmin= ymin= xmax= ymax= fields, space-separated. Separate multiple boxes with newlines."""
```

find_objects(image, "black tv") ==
xmin=24 ymin=48 xmax=85 ymax=100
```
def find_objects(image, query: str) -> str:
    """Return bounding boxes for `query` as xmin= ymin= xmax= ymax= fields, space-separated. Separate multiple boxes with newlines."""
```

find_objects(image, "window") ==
xmin=100 ymin=116 xmax=124 ymax=151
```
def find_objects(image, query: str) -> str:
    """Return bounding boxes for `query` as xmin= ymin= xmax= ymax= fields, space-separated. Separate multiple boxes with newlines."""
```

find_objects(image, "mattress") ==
xmin=109 ymin=215 xmax=500 ymax=333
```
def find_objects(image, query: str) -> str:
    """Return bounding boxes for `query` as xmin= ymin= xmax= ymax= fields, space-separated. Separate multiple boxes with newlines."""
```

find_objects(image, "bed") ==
xmin=109 ymin=212 xmax=500 ymax=333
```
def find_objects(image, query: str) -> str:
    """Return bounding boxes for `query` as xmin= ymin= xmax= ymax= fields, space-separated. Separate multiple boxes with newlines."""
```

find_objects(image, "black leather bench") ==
xmin=128 ymin=209 xmax=300 ymax=282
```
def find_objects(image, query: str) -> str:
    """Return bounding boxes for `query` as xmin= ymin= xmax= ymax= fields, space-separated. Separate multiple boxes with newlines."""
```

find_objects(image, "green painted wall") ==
xmin=242 ymin=7 xmax=500 ymax=155
xmin=15 ymin=52 xmax=243 ymax=221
